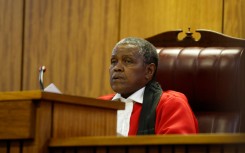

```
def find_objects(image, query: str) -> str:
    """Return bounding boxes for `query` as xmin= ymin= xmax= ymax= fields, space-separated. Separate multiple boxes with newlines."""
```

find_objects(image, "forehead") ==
xmin=112 ymin=44 xmax=141 ymax=57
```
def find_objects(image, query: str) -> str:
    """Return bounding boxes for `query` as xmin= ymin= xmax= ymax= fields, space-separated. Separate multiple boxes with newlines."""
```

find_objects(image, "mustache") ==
xmin=111 ymin=73 xmax=125 ymax=79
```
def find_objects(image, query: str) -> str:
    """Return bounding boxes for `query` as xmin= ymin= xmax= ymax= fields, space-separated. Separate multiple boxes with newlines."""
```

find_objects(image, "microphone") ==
xmin=39 ymin=66 xmax=46 ymax=90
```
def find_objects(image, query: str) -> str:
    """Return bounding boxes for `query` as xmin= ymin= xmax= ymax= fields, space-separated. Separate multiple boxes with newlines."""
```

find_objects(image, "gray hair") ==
xmin=114 ymin=37 xmax=159 ymax=78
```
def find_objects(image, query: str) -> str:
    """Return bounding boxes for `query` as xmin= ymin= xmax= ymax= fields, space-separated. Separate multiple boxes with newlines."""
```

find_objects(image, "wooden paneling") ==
xmin=1 ymin=0 xmax=245 ymax=99
xmin=0 ymin=0 xmax=23 ymax=91
xmin=23 ymin=0 xmax=119 ymax=97
xmin=0 ymin=90 xmax=123 ymax=152
xmin=52 ymin=103 xmax=117 ymax=137
xmin=224 ymin=0 xmax=245 ymax=38
xmin=49 ymin=134 xmax=245 ymax=146
xmin=0 ymin=91 xmax=53 ymax=153
xmin=0 ymin=100 xmax=34 ymax=139
xmin=0 ymin=142 xmax=7 ymax=153
xmin=120 ymin=0 xmax=223 ymax=39
xmin=22 ymin=100 xmax=52 ymax=153
xmin=49 ymin=134 xmax=245 ymax=153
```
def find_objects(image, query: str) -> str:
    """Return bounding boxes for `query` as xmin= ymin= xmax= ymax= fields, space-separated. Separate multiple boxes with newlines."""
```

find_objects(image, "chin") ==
xmin=112 ymin=86 xmax=126 ymax=94
xmin=113 ymin=88 xmax=134 ymax=98
xmin=112 ymin=88 xmax=125 ymax=94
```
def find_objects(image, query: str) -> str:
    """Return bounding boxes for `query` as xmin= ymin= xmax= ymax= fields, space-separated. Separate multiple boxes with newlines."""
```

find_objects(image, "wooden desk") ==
xmin=49 ymin=134 xmax=245 ymax=153
xmin=0 ymin=90 xmax=124 ymax=153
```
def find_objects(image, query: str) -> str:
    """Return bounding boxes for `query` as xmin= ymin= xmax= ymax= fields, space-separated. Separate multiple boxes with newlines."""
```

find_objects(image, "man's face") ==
xmin=109 ymin=44 xmax=149 ymax=98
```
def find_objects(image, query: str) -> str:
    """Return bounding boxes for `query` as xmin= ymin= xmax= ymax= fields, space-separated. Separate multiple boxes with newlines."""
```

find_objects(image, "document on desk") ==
xmin=44 ymin=83 xmax=62 ymax=94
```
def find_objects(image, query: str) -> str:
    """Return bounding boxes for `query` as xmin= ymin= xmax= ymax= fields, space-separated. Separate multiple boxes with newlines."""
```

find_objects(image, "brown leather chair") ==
xmin=146 ymin=29 xmax=245 ymax=133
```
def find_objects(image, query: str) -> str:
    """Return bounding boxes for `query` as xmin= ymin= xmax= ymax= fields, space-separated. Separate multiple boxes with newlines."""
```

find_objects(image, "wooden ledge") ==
xmin=0 ymin=90 xmax=124 ymax=110
xmin=49 ymin=133 xmax=245 ymax=147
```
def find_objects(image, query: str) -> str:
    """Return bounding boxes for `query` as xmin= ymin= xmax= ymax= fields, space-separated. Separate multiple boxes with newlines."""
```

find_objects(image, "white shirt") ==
xmin=112 ymin=87 xmax=145 ymax=136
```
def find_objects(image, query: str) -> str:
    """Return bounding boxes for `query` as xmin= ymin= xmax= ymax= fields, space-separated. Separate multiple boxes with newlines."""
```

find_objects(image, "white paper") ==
xmin=44 ymin=83 xmax=62 ymax=94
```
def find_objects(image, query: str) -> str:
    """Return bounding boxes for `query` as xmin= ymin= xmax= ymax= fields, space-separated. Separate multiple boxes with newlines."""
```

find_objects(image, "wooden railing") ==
xmin=1 ymin=91 xmax=245 ymax=153
xmin=49 ymin=134 xmax=245 ymax=153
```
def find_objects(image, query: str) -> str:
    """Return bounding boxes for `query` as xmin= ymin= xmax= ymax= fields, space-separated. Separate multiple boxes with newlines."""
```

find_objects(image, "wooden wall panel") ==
xmin=0 ymin=0 xmax=23 ymax=91
xmin=1 ymin=0 xmax=244 ymax=97
xmin=120 ymin=0 xmax=223 ymax=39
xmin=224 ymin=0 xmax=245 ymax=38
xmin=23 ymin=0 xmax=119 ymax=97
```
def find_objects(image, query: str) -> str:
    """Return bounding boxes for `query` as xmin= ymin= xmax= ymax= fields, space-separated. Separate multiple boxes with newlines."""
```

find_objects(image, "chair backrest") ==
xmin=146 ymin=29 xmax=245 ymax=133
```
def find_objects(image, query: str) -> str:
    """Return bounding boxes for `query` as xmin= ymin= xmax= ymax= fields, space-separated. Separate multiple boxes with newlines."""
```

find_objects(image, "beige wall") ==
xmin=23 ymin=0 xmax=119 ymax=96
xmin=0 ymin=0 xmax=23 ymax=91
xmin=0 ymin=0 xmax=244 ymax=98
xmin=120 ymin=0 xmax=223 ymax=38
xmin=224 ymin=0 xmax=245 ymax=38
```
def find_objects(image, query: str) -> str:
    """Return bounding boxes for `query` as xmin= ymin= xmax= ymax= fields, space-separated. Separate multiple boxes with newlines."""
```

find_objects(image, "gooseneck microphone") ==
xmin=39 ymin=66 xmax=46 ymax=90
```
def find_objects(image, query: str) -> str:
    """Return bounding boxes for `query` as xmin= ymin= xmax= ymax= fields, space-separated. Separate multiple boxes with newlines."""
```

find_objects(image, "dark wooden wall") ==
xmin=0 ymin=0 xmax=244 ymax=98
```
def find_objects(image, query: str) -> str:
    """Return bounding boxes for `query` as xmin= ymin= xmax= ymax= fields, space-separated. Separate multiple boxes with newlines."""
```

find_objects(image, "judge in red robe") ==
xmin=99 ymin=37 xmax=198 ymax=136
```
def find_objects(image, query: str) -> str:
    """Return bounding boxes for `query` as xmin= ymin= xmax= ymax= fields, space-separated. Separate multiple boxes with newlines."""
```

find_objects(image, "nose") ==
xmin=113 ymin=61 xmax=124 ymax=72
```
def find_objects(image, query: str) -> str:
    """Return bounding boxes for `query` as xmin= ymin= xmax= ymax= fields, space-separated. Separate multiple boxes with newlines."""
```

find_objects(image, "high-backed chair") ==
xmin=146 ymin=29 xmax=245 ymax=133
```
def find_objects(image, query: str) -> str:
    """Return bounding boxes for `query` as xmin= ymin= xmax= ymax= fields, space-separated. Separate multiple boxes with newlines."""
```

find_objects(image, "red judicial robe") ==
xmin=99 ymin=90 xmax=198 ymax=135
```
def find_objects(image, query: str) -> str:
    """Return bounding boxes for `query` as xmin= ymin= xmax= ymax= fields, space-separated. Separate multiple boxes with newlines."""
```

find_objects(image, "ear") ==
xmin=145 ymin=63 xmax=156 ymax=80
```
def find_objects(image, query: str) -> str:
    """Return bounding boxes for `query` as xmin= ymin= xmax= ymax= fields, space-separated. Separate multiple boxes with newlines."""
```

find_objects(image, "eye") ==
xmin=124 ymin=58 xmax=133 ymax=64
xmin=111 ymin=58 xmax=117 ymax=64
